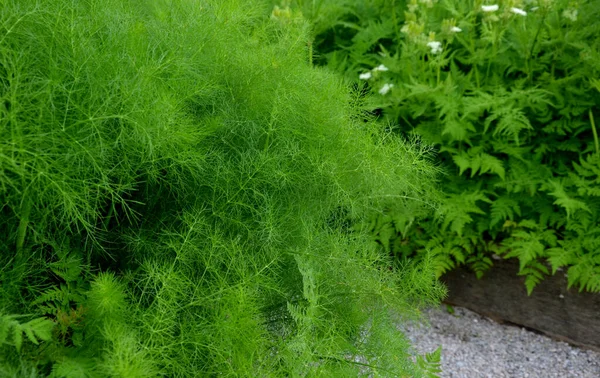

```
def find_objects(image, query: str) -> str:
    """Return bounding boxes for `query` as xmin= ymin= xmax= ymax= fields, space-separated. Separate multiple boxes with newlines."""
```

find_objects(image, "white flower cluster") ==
xmin=358 ymin=64 xmax=394 ymax=95
xmin=510 ymin=7 xmax=527 ymax=16
xmin=481 ymin=4 xmax=499 ymax=12
xmin=359 ymin=64 xmax=390 ymax=80
xmin=359 ymin=64 xmax=389 ymax=80
xmin=378 ymin=83 xmax=394 ymax=95
xmin=427 ymin=41 xmax=443 ymax=55
xmin=481 ymin=4 xmax=527 ymax=16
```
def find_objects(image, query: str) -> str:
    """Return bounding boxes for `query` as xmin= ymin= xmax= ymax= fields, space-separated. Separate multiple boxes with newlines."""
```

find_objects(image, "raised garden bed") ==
xmin=441 ymin=259 xmax=600 ymax=352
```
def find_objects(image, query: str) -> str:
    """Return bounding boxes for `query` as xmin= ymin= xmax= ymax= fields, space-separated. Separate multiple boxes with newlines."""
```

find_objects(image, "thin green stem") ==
xmin=527 ymin=11 xmax=547 ymax=81
xmin=316 ymin=355 xmax=402 ymax=376
xmin=466 ymin=35 xmax=481 ymax=88
xmin=16 ymin=197 xmax=32 ymax=255
xmin=529 ymin=11 xmax=547 ymax=59
xmin=392 ymin=0 xmax=400 ymax=43
xmin=486 ymin=41 xmax=496 ymax=80
xmin=590 ymin=109 xmax=599 ymax=155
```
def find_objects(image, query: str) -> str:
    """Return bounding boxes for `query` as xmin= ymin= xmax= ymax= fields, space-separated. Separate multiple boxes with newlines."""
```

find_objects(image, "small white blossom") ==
xmin=510 ymin=7 xmax=527 ymax=16
xmin=373 ymin=64 xmax=389 ymax=72
xmin=359 ymin=72 xmax=372 ymax=80
xmin=427 ymin=41 xmax=443 ymax=55
xmin=481 ymin=4 xmax=499 ymax=12
xmin=450 ymin=26 xmax=462 ymax=33
xmin=378 ymin=83 xmax=394 ymax=95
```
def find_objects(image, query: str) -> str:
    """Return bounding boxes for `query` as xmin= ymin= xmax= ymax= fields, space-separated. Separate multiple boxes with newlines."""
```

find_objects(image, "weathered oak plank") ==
xmin=441 ymin=259 xmax=600 ymax=351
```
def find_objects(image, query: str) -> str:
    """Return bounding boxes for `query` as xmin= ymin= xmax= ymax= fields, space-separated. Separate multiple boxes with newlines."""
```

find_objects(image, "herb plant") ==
xmin=0 ymin=0 xmax=445 ymax=375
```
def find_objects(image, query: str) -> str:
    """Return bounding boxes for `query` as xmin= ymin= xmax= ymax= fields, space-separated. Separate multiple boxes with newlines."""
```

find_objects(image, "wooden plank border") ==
xmin=441 ymin=259 xmax=600 ymax=351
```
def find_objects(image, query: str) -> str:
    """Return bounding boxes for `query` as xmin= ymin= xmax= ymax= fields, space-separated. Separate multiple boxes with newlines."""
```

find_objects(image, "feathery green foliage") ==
xmin=294 ymin=0 xmax=600 ymax=293
xmin=0 ymin=0 xmax=445 ymax=375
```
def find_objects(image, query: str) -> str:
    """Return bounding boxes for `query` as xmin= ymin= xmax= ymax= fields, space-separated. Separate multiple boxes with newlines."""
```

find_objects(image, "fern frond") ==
xmin=466 ymin=252 xmax=493 ymax=279
xmin=488 ymin=106 xmax=533 ymax=144
xmin=490 ymin=196 xmax=521 ymax=227
xmin=415 ymin=346 xmax=442 ymax=378
xmin=503 ymin=219 xmax=558 ymax=279
xmin=452 ymin=150 xmax=505 ymax=179
xmin=571 ymin=153 xmax=600 ymax=196
xmin=0 ymin=314 xmax=54 ymax=352
xmin=566 ymin=253 xmax=600 ymax=293
xmin=48 ymin=253 xmax=83 ymax=284
xmin=48 ymin=357 xmax=98 ymax=378
xmin=478 ymin=152 xmax=506 ymax=179
xmin=33 ymin=284 xmax=82 ymax=310
xmin=518 ymin=261 xmax=550 ymax=295
xmin=547 ymin=241 xmax=578 ymax=274
xmin=438 ymin=191 xmax=490 ymax=236
xmin=503 ymin=230 xmax=546 ymax=271
xmin=546 ymin=180 xmax=591 ymax=219
xmin=429 ymin=245 xmax=457 ymax=277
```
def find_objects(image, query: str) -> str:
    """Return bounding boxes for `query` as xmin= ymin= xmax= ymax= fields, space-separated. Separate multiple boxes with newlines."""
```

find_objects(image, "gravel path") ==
xmin=400 ymin=305 xmax=600 ymax=377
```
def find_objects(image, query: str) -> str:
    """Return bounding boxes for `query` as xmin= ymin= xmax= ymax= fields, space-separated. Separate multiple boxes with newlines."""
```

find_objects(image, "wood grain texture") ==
xmin=441 ymin=259 xmax=600 ymax=351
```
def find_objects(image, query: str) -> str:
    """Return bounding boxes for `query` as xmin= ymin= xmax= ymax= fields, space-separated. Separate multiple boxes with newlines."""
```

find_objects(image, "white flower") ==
xmin=481 ymin=4 xmax=499 ymax=12
xmin=450 ymin=26 xmax=462 ymax=33
xmin=373 ymin=64 xmax=389 ymax=72
xmin=510 ymin=7 xmax=527 ymax=16
xmin=426 ymin=41 xmax=443 ymax=55
xmin=378 ymin=83 xmax=394 ymax=95
xmin=359 ymin=72 xmax=372 ymax=80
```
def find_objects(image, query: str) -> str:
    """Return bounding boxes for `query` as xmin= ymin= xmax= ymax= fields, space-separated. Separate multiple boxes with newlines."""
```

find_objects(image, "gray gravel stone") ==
xmin=400 ymin=305 xmax=600 ymax=377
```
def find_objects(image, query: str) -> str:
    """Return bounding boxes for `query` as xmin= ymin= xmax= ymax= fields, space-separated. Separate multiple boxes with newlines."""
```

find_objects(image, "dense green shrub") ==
xmin=0 ymin=0 xmax=445 ymax=376
xmin=293 ymin=0 xmax=600 ymax=293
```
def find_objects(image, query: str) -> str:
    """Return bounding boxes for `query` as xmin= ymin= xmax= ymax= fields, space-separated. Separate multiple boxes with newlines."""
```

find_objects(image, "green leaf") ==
xmin=452 ymin=152 xmax=471 ymax=176
xmin=493 ymin=107 xmax=532 ymax=144
xmin=439 ymin=191 xmax=490 ymax=236
xmin=490 ymin=196 xmax=520 ymax=227
xmin=467 ymin=253 xmax=493 ymax=279
xmin=546 ymin=180 xmax=591 ymax=219
xmin=416 ymin=346 xmax=442 ymax=377
xmin=451 ymin=151 xmax=505 ymax=179
xmin=519 ymin=261 xmax=550 ymax=295
xmin=479 ymin=153 xmax=505 ymax=180
xmin=24 ymin=317 xmax=55 ymax=343
xmin=566 ymin=254 xmax=600 ymax=293
xmin=504 ymin=230 xmax=546 ymax=271
xmin=547 ymin=245 xmax=577 ymax=274
xmin=13 ymin=323 xmax=23 ymax=352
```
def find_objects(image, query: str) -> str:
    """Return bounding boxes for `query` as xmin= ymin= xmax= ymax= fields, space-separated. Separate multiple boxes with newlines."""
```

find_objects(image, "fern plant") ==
xmin=0 ymin=314 xmax=54 ymax=352
xmin=295 ymin=0 xmax=600 ymax=293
